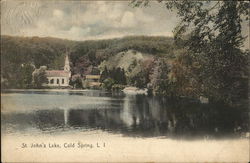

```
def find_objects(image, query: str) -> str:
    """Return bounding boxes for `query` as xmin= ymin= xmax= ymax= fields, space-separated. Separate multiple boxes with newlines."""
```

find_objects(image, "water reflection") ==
xmin=1 ymin=91 xmax=249 ymax=139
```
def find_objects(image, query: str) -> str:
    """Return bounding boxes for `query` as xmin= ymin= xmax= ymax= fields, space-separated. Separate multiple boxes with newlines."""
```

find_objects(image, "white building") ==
xmin=45 ymin=54 xmax=71 ymax=87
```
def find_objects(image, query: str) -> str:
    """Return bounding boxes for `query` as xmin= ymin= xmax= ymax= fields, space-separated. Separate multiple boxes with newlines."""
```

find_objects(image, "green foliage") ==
xmin=170 ymin=49 xmax=202 ymax=98
xmin=149 ymin=59 xmax=173 ymax=96
xmin=2 ymin=35 xmax=173 ymax=89
xmin=82 ymin=80 xmax=90 ymax=89
xmin=100 ymin=66 xmax=127 ymax=85
xmin=71 ymin=36 xmax=174 ymax=75
xmin=127 ymin=59 xmax=153 ymax=89
xmin=99 ymin=50 xmax=155 ymax=89
xmin=19 ymin=64 xmax=35 ymax=88
xmin=102 ymin=78 xmax=115 ymax=91
xmin=73 ymin=79 xmax=83 ymax=89
xmin=32 ymin=66 xmax=48 ymax=88
xmin=100 ymin=66 xmax=109 ymax=82
xmin=1 ymin=63 xmax=35 ymax=89
xmin=1 ymin=36 xmax=74 ymax=88
xmin=3 ymin=0 xmax=248 ymax=106
xmin=178 ymin=1 xmax=248 ymax=104
xmin=133 ymin=1 xmax=249 ymax=104
xmin=70 ymin=75 xmax=83 ymax=89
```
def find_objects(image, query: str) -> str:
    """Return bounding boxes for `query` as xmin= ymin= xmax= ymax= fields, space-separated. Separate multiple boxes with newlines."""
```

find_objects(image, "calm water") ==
xmin=1 ymin=90 xmax=249 ymax=139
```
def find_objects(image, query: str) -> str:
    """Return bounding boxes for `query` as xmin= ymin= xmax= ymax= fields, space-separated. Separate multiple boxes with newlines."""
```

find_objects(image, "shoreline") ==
xmin=1 ymin=88 xmax=104 ymax=92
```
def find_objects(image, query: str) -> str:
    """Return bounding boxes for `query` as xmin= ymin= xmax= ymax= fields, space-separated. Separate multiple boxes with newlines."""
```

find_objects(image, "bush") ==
xmin=102 ymin=78 xmax=115 ymax=91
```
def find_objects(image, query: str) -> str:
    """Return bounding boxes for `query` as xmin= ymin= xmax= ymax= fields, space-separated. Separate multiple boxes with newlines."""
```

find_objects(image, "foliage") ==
xmin=100 ymin=66 xmax=127 ymax=85
xmin=1 ymin=36 xmax=73 ymax=89
xmin=70 ymin=74 xmax=83 ymax=89
xmin=100 ymin=66 xmax=109 ymax=82
xmin=149 ymin=59 xmax=173 ymax=96
xmin=32 ymin=66 xmax=48 ymax=88
xmin=127 ymin=58 xmax=154 ymax=88
xmin=1 ymin=63 xmax=35 ymax=89
xmin=133 ymin=0 xmax=249 ymax=104
xmin=1 ymin=35 xmax=173 ymax=89
xmin=2 ymin=1 xmax=248 ymax=105
xmin=70 ymin=36 xmax=174 ymax=75
xmin=102 ymin=78 xmax=115 ymax=91
xmin=170 ymin=49 xmax=202 ymax=97
xmin=82 ymin=80 xmax=90 ymax=89
xmin=170 ymin=1 xmax=249 ymax=104
xmin=19 ymin=64 xmax=35 ymax=88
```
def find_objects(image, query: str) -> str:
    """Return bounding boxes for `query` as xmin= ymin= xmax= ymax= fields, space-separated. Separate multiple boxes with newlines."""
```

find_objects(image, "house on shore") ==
xmin=81 ymin=67 xmax=101 ymax=88
xmin=85 ymin=75 xmax=101 ymax=87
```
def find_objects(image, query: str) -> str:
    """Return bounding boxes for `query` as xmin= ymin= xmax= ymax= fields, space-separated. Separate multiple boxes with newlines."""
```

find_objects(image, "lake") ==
xmin=1 ymin=89 xmax=249 ymax=138
xmin=1 ymin=89 xmax=249 ymax=162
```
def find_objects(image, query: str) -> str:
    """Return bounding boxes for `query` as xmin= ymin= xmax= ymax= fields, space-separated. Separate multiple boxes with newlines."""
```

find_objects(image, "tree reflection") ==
xmin=2 ymin=94 xmax=248 ymax=138
xmin=66 ymin=95 xmax=248 ymax=138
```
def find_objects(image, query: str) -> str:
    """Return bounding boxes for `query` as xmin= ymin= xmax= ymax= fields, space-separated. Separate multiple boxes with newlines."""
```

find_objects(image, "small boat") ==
xmin=122 ymin=87 xmax=148 ymax=95
xmin=199 ymin=96 xmax=209 ymax=104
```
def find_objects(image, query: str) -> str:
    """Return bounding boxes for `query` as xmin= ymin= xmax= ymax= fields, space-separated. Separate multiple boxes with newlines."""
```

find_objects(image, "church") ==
xmin=45 ymin=54 xmax=71 ymax=87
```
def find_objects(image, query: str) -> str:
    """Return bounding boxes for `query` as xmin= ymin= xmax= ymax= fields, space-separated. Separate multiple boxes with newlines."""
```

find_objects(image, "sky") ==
xmin=1 ymin=0 xmax=180 ymax=41
xmin=1 ymin=0 xmax=249 ymax=49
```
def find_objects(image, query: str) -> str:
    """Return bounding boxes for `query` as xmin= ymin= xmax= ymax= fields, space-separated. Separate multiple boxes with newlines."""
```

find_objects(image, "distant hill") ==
xmin=1 ymin=35 xmax=174 ymax=88
xmin=99 ymin=50 xmax=154 ymax=72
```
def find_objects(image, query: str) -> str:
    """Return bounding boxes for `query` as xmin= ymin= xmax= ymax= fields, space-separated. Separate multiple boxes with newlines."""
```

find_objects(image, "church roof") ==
xmin=46 ymin=70 xmax=70 ymax=77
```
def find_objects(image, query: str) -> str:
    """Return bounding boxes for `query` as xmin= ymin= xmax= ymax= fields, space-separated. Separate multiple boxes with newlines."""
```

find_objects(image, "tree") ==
xmin=207 ymin=1 xmax=249 ymax=103
xmin=149 ymin=59 xmax=172 ymax=95
xmin=114 ymin=67 xmax=127 ymax=85
xmin=120 ymin=68 xmax=127 ymax=85
xmin=100 ymin=66 xmax=109 ymax=82
xmin=20 ymin=64 xmax=35 ymax=88
xmin=170 ymin=49 xmax=202 ymax=98
xmin=127 ymin=59 xmax=153 ymax=88
xmin=100 ymin=67 xmax=127 ymax=85
xmin=134 ymin=0 xmax=249 ymax=104
xmin=32 ymin=66 xmax=48 ymax=88
xmin=70 ymin=74 xmax=83 ymax=89
xmin=102 ymin=78 xmax=115 ymax=91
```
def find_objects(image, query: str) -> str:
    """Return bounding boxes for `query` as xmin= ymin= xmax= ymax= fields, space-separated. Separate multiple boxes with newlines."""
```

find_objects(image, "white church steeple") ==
xmin=64 ymin=53 xmax=70 ymax=72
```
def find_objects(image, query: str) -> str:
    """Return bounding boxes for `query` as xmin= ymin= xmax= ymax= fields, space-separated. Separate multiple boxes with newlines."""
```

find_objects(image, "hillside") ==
xmin=1 ymin=35 xmax=174 ymax=88
xmin=1 ymin=36 xmax=173 ymax=88
xmin=69 ymin=35 xmax=174 ymax=75
xmin=99 ymin=50 xmax=153 ymax=72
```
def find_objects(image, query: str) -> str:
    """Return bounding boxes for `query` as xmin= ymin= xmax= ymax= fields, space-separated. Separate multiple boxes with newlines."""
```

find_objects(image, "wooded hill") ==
xmin=1 ymin=34 xmax=248 ymax=105
xmin=1 ymin=35 xmax=174 ymax=88
xmin=2 ymin=1 xmax=249 ymax=106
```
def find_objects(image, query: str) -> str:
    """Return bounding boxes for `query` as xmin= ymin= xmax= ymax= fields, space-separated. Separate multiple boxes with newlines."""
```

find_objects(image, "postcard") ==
xmin=1 ymin=0 xmax=249 ymax=162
